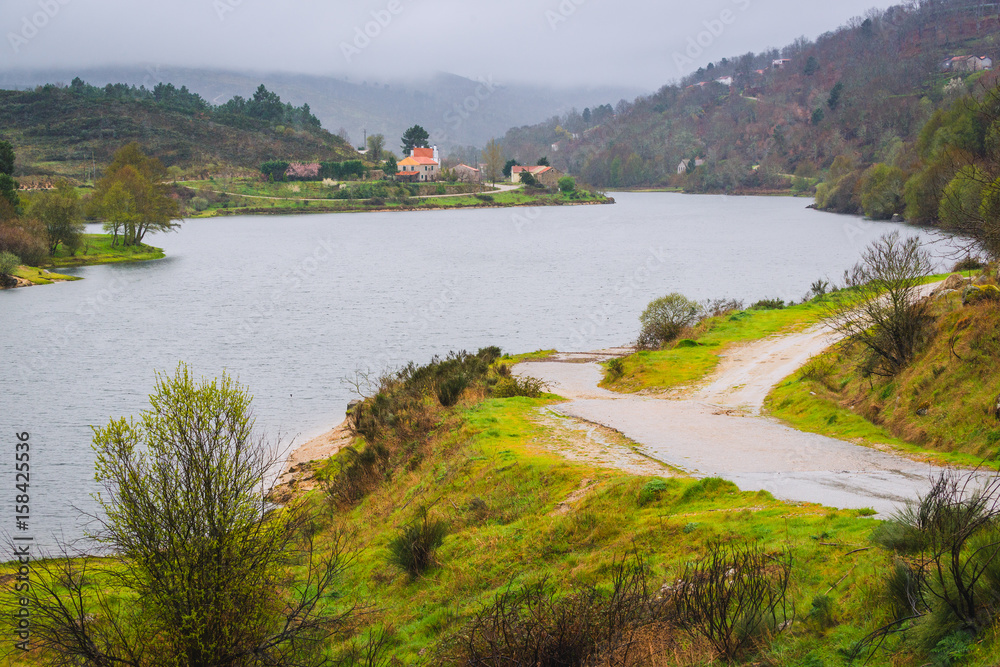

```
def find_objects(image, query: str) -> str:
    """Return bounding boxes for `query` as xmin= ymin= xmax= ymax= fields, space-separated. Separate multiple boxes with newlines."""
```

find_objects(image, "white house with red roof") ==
xmin=397 ymin=146 xmax=440 ymax=182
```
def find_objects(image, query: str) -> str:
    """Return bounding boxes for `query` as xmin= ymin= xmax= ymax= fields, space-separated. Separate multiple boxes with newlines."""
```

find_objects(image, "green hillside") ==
xmin=0 ymin=80 xmax=360 ymax=183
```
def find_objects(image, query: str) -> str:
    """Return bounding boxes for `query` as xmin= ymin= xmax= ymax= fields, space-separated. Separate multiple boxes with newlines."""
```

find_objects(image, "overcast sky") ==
xmin=2 ymin=0 xmax=902 ymax=89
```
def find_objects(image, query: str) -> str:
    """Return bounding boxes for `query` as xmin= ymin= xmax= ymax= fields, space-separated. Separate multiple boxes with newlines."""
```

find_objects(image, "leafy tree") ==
xmin=827 ymin=82 xmax=845 ymax=111
xmin=859 ymin=163 xmax=905 ymax=220
xmin=91 ymin=143 xmax=181 ymax=246
xmin=27 ymin=180 xmax=85 ymax=254
xmin=401 ymin=125 xmax=430 ymax=156
xmin=804 ymin=56 xmax=820 ymax=76
xmin=0 ymin=140 xmax=14 ymax=176
xmin=366 ymin=133 xmax=386 ymax=162
xmin=384 ymin=155 xmax=398 ymax=177
xmin=610 ymin=157 xmax=623 ymax=187
xmin=502 ymin=159 xmax=519 ymax=179
xmin=261 ymin=160 xmax=290 ymax=182
xmin=538 ymin=156 xmax=550 ymax=166
xmin=0 ymin=140 xmax=19 ymax=209
xmin=483 ymin=139 xmax=505 ymax=184
xmin=519 ymin=171 xmax=541 ymax=188
xmin=14 ymin=363 xmax=354 ymax=666
xmin=558 ymin=176 xmax=576 ymax=193
xmin=638 ymin=293 xmax=701 ymax=349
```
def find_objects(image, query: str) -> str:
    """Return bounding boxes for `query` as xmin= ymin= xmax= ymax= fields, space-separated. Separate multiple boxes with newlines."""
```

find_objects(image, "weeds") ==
xmin=492 ymin=375 xmax=547 ymax=399
xmin=447 ymin=552 xmax=670 ymax=666
xmin=387 ymin=509 xmax=450 ymax=578
xmin=674 ymin=540 xmax=793 ymax=662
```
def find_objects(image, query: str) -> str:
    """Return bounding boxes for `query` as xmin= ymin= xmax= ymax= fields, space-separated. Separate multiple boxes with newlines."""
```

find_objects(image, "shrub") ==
xmin=606 ymin=357 xmax=624 ymax=380
xmin=750 ymin=298 xmax=785 ymax=311
xmin=558 ymin=176 xmax=576 ymax=193
xmin=474 ymin=194 xmax=494 ymax=203
xmin=859 ymin=472 xmax=1000 ymax=662
xmin=638 ymin=293 xmax=701 ymax=349
xmin=953 ymin=256 xmax=986 ymax=272
xmin=189 ymin=196 xmax=209 ymax=212
xmin=831 ymin=232 xmax=933 ymax=377
xmin=387 ymin=510 xmax=449 ymax=577
xmin=448 ymin=552 xmax=668 ymax=666
xmin=638 ymin=478 xmax=668 ymax=506
xmin=0 ymin=250 xmax=19 ymax=278
xmin=674 ymin=540 xmax=793 ymax=661
xmin=703 ymin=298 xmax=744 ymax=317
xmin=493 ymin=375 xmax=546 ymax=399
xmin=436 ymin=373 xmax=469 ymax=407
xmin=435 ymin=183 xmax=446 ymax=195
xmin=0 ymin=220 xmax=48 ymax=266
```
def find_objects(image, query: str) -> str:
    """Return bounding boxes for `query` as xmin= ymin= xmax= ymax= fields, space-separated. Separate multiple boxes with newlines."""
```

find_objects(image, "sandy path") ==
xmin=516 ymin=332 xmax=942 ymax=515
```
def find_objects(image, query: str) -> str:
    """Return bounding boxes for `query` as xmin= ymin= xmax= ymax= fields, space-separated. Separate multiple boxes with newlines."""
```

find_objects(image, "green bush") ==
xmin=190 ymin=196 xmax=209 ymax=212
xmin=436 ymin=373 xmax=469 ymax=407
xmin=0 ymin=250 xmax=19 ymax=278
xmin=493 ymin=375 xmax=546 ymax=399
xmin=558 ymin=176 xmax=576 ymax=193
xmin=606 ymin=357 xmax=624 ymax=379
xmin=860 ymin=163 xmax=906 ymax=220
xmin=638 ymin=478 xmax=668 ymax=506
xmin=638 ymin=293 xmax=701 ymax=349
xmin=387 ymin=511 xmax=449 ymax=577
xmin=750 ymin=298 xmax=785 ymax=311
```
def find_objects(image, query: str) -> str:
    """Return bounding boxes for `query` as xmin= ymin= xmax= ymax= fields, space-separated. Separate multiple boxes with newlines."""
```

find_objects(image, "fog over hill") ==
xmin=0 ymin=67 xmax=643 ymax=154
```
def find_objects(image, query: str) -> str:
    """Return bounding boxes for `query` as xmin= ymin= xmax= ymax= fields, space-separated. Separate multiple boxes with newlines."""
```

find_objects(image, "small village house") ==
xmin=454 ymin=164 xmax=482 ymax=183
xmin=772 ymin=58 xmax=791 ymax=69
xmin=511 ymin=165 xmax=564 ymax=188
xmin=677 ymin=158 xmax=705 ymax=175
xmin=396 ymin=146 xmax=440 ymax=182
xmin=942 ymin=55 xmax=993 ymax=72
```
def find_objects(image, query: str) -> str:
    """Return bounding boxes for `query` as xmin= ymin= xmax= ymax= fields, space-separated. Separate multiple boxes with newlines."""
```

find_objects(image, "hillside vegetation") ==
xmin=0 ymin=80 xmax=359 ymax=183
xmin=500 ymin=0 xmax=1000 ymax=201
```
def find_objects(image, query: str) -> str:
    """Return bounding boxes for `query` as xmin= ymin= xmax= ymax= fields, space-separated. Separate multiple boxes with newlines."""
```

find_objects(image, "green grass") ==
xmin=12 ymin=265 xmax=81 ymax=285
xmin=307 ymin=394 xmax=910 ymax=664
xmin=604 ymin=272 xmax=973 ymax=394
xmin=45 ymin=234 xmax=165 ymax=268
xmin=765 ymin=287 xmax=1000 ymax=468
xmin=500 ymin=349 xmax=558 ymax=364
xmin=604 ymin=296 xmax=845 ymax=393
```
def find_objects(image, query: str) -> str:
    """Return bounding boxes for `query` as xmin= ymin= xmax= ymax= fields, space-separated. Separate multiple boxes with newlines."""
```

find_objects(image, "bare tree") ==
xmin=482 ymin=138 xmax=505 ymax=185
xmin=829 ymin=232 xmax=933 ymax=378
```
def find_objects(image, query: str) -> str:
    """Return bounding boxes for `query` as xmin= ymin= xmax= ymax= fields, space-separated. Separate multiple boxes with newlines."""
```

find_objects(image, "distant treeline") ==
xmin=60 ymin=78 xmax=323 ymax=132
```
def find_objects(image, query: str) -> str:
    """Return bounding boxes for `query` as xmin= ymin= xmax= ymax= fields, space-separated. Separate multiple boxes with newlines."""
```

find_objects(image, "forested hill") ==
xmin=500 ymin=0 xmax=1000 ymax=193
xmin=0 ymin=79 xmax=359 ymax=183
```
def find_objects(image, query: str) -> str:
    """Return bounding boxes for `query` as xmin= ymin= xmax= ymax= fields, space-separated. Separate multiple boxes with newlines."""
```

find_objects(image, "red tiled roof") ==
xmin=411 ymin=147 xmax=435 ymax=159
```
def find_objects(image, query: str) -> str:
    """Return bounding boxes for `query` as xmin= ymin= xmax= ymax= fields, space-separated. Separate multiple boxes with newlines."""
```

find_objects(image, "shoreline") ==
xmin=200 ymin=196 xmax=615 ymax=218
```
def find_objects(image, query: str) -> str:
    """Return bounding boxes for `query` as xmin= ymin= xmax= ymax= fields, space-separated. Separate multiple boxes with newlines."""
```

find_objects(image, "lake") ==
xmin=0 ymin=193 xmax=954 ymax=549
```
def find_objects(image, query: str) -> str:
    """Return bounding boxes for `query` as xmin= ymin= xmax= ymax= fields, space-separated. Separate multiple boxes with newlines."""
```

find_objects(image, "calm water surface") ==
xmin=0 ymin=193 xmax=952 ymax=548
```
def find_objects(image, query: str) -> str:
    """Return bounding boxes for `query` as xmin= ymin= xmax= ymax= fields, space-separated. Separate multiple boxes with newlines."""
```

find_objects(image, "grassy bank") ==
xmin=601 ymin=296 xmax=845 ymax=394
xmin=46 ymin=234 xmax=165 ymax=268
xmin=178 ymin=181 xmax=610 ymax=217
xmin=766 ymin=287 xmax=1000 ymax=467
xmin=11 ymin=265 xmax=81 ymax=286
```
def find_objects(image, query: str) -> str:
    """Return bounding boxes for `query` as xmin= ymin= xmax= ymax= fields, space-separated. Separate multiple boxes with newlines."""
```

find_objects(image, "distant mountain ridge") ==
xmin=0 ymin=67 xmax=644 ymax=154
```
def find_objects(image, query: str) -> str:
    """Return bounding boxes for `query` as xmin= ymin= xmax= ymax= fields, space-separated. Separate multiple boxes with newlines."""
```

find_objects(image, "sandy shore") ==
xmin=272 ymin=418 xmax=355 ymax=499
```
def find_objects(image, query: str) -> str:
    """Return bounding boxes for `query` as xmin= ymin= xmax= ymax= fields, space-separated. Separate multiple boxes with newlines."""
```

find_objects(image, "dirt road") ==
xmin=516 ymin=329 xmax=943 ymax=515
